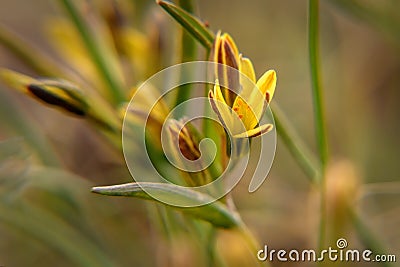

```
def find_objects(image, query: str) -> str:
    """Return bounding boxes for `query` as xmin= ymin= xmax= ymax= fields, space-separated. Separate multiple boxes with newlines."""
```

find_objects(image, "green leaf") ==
xmin=92 ymin=182 xmax=241 ymax=228
xmin=157 ymin=0 xmax=214 ymax=50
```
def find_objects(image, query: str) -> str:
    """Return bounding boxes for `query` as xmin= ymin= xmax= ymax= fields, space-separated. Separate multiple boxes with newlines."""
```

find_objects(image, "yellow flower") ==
xmin=209 ymin=32 xmax=277 ymax=138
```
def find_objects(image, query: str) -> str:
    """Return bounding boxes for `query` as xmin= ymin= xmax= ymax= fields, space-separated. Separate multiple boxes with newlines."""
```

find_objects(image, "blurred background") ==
xmin=0 ymin=0 xmax=399 ymax=266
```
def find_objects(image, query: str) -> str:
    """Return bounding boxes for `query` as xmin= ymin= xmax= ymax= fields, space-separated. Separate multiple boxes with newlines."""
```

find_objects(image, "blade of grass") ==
xmin=174 ymin=0 xmax=197 ymax=116
xmin=178 ymin=0 xmax=197 ymax=63
xmin=271 ymin=103 xmax=319 ymax=183
xmin=236 ymin=223 xmax=270 ymax=267
xmin=309 ymin=0 xmax=328 ymax=170
xmin=157 ymin=0 xmax=214 ymax=50
xmin=309 ymin=0 xmax=329 ymax=253
xmin=58 ymin=0 xmax=125 ymax=105
xmin=0 ymin=24 xmax=62 ymax=77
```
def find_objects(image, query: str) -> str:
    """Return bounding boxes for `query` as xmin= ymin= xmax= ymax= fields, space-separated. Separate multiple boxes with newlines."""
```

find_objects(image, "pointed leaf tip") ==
xmin=91 ymin=182 xmax=241 ymax=228
xmin=157 ymin=0 xmax=214 ymax=49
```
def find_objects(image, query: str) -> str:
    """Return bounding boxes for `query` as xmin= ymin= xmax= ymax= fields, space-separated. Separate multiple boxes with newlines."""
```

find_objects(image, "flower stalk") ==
xmin=309 ymin=0 xmax=329 ymax=253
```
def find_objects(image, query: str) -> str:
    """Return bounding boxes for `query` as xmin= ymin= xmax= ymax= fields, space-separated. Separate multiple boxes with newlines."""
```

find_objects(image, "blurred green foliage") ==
xmin=0 ymin=0 xmax=399 ymax=266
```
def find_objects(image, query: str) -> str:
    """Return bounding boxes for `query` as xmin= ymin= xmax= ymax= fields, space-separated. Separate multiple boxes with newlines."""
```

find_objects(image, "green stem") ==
xmin=178 ymin=0 xmax=197 ymax=63
xmin=272 ymin=103 xmax=319 ymax=183
xmin=174 ymin=0 xmax=197 ymax=117
xmin=237 ymin=222 xmax=270 ymax=267
xmin=309 ymin=0 xmax=329 ymax=253
xmin=58 ymin=0 xmax=125 ymax=105
xmin=224 ymin=197 xmax=267 ymax=266
xmin=309 ymin=0 xmax=329 ymax=169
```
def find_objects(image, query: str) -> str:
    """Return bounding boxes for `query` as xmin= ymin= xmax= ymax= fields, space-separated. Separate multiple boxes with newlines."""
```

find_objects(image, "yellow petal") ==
xmin=212 ymin=31 xmax=222 ymax=65
xmin=233 ymin=124 xmax=273 ymax=139
xmin=231 ymin=96 xmax=258 ymax=131
xmin=234 ymin=69 xmax=276 ymax=126
xmin=256 ymin=69 xmax=277 ymax=103
xmin=213 ymin=79 xmax=227 ymax=105
xmin=221 ymin=38 xmax=239 ymax=70
xmin=234 ymin=68 xmax=276 ymax=130
xmin=221 ymin=33 xmax=239 ymax=58
xmin=220 ymin=36 xmax=240 ymax=106
xmin=211 ymin=32 xmax=240 ymax=107
xmin=209 ymin=81 xmax=233 ymax=131
xmin=239 ymin=55 xmax=256 ymax=83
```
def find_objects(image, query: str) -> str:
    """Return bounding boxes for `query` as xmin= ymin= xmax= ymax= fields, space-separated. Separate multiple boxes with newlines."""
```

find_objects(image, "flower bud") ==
xmin=26 ymin=81 xmax=87 ymax=116
xmin=210 ymin=32 xmax=240 ymax=107
xmin=168 ymin=119 xmax=201 ymax=162
xmin=167 ymin=119 xmax=216 ymax=186
xmin=0 ymin=69 xmax=88 ymax=117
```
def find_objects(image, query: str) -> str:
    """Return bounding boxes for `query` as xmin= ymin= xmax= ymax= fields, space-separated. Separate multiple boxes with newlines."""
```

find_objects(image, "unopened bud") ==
xmin=0 ymin=69 xmax=88 ymax=117
xmin=27 ymin=81 xmax=87 ymax=116
xmin=168 ymin=119 xmax=201 ymax=161
xmin=210 ymin=32 xmax=240 ymax=107
xmin=167 ymin=119 xmax=216 ymax=187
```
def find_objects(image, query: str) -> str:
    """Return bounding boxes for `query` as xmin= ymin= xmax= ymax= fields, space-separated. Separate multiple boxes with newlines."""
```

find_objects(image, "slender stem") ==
xmin=178 ymin=0 xmax=197 ymax=64
xmin=309 ymin=0 xmax=329 ymax=252
xmin=272 ymin=103 xmax=319 ymax=183
xmin=237 ymin=223 xmax=270 ymax=267
xmin=309 ymin=0 xmax=329 ymax=169
xmin=0 ymin=25 xmax=62 ymax=77
xmin=174 ymin=0 xmax=197 ymax=117
xmin=59 ymin=0 xmax=125 ymax=105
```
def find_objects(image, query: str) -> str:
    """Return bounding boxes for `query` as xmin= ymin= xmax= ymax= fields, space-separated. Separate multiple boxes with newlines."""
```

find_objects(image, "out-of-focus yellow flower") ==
xmin=209 ymin=32 xmax=277 ymax=138
xmin=45 ymin=18 xmax=125 ymax=97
